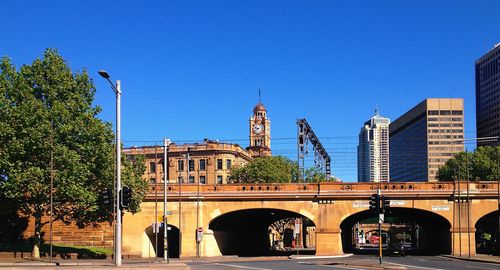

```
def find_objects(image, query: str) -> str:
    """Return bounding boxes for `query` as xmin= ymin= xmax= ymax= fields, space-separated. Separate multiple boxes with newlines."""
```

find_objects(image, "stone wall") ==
xmin=22 ymin=217 xmax=113 ymax=248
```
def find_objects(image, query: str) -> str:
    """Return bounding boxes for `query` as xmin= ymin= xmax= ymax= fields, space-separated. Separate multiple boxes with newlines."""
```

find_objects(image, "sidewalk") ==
xmin=442 ymin=254 xmax=500 ymax=264
xmin=0 ymin=258 xmax=191 ymax=270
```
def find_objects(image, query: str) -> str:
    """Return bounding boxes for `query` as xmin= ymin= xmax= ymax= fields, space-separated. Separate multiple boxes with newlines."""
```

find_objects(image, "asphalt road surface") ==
xmin=187 ymin=255 xmax=500 ymax=270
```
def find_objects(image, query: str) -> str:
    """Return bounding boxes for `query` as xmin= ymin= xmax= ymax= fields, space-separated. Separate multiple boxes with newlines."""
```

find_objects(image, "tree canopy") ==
xmin=228 ymin=156 xmax=336 ymax=183
xmin=0 ymin=49 xmax=147 ymax=256
xmin=437 ymin=146 xmax=500 ymax=181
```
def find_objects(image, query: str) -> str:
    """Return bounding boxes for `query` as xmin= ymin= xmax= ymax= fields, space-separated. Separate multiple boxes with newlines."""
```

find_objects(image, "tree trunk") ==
xmin=32 ymin=212 xmax=42 ymax=259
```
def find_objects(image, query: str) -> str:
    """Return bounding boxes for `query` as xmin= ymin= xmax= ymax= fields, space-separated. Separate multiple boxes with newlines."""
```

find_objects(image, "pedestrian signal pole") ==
xmin=377 ymin=189 xmax=382 ymax=265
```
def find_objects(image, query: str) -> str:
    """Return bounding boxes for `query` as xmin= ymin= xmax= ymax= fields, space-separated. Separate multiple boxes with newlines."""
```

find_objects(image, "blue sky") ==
xmin=1 ymin=1 xmax=499 ymax=182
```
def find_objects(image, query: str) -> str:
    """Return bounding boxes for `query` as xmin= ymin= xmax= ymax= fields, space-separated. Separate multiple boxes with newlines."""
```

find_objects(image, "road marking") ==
xmin=417 ymin=258 xmax=427 ymax=262
xmin=214 ymin=263 xmax=272 ymax=270
xmin=466 ymin=266 xmax=496 ymax=270
xmin=298 ymin=261 xmax=379 ymax=270
xmin=386 ymin=262 xmax=444 ymax=270
xmin=318 ymin=265 xmax=375 ymax=270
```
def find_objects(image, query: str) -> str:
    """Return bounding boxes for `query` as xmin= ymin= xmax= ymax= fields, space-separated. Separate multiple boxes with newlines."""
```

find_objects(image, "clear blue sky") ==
xmin=1 ymin=1 xmax=499 ymax=182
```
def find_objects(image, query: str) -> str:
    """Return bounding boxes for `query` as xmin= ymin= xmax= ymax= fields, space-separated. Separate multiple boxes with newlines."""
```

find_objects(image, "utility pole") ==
xmin=163 ymin=138 xmax=169 ymax=262
xmin=196 ymin=155 xmax=201 ymax=258
xmin=49 ymin=121 xmax=54 ymax=263
xmin=378 ymin=188 xmax=382 ymax=265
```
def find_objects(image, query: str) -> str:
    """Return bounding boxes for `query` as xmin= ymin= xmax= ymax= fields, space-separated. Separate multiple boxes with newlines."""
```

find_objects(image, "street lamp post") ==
xmin=163 ymin=138 xmax=170 ymax=262
xmin=98 ymin=70 xmax=122 ymax=267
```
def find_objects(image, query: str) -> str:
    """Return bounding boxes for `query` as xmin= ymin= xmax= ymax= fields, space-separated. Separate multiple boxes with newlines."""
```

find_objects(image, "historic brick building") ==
xmin=124 ymin=100 xmax=272 ymax=185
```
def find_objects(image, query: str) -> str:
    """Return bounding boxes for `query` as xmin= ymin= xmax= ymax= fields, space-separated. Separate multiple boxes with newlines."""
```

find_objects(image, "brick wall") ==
xmin=23 ymin=217 xmax=113 ymax=248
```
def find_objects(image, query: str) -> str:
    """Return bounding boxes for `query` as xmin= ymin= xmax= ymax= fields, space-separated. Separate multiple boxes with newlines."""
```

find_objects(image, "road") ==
xmin=187 ymin=255 xmax=500 ymax=270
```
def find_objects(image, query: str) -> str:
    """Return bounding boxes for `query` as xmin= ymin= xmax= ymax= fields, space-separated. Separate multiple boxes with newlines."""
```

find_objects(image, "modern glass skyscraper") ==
xmin=476 ymin=43 xmax=500 ymax=147
xmin=358 ymin=110 xmax=390 ymax=182
xmin=390 ymin=98 xmax=464 ymax=182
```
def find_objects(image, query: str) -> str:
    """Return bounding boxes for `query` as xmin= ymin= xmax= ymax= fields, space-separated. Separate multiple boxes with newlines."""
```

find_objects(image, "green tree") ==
xmin=0 ymin=49 xmax=147 ymax=257
xmin=228 ymin=156 xmax=335 ymax=183
xmin=228 ymin=156 xmax=299 ymax=183
xmin=304 ymin=166 xmax=330 ymax=183
xmin=437 ymin=146 xmax=500 ymax=181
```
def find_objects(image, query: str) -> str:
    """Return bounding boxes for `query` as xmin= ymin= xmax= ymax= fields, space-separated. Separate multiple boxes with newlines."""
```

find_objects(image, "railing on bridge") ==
xmin=145 ymin=181 xmax=500 ymax=201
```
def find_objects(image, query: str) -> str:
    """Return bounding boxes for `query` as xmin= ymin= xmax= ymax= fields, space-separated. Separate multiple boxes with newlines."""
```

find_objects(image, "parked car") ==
xmin=388 ymin=241 xmax=406 ymax=256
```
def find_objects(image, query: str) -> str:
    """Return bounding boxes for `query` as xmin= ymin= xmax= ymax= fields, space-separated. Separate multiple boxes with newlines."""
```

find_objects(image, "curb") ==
xmin=441 ymin=255 xmax=500 ymax=265
xmin=289 ymin=253 xmax=354 ymax=259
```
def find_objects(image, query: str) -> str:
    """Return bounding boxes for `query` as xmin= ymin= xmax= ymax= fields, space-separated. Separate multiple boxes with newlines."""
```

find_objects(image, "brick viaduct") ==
xmin=122 ymin=181 xmax=500 ymax=258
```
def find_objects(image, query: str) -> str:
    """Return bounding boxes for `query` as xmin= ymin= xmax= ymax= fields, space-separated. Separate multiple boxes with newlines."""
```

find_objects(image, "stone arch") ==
xmin=208 ymin=208 xmax=316 ymax=256
xmin=474 ymin=210 xmax=499 ymax=254
xmin=144 ymin=223 xmax=180 ymax=258
xmin=339 ymin=207 xmax=452 ymax=255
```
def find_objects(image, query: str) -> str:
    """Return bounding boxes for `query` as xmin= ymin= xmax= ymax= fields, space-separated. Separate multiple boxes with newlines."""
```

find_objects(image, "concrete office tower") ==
xmin=358 ymin=110 xmax=390 ymax=182
xmin=390 ymin=99 xmax=464 ymax=182
xmin=476 ymin=43 xmax=500 ymax=146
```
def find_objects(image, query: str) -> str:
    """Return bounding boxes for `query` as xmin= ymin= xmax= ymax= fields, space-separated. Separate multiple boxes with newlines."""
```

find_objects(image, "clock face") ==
xmin=253 ymin=124 xmax=264 ymax=134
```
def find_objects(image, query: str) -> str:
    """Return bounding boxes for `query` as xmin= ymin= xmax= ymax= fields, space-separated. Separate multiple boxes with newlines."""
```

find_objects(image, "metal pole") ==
xmin=49 ymin=123 xmax=54 ymax=263
xmin=115 ymin=80 xmax=122 ymax=266
xmin=466 ymin=149 xmax=471 ymax=258
xmin=163 ymin=138 xmax=169 ymax=262
xmin=154 ymin=146 xmax=158 ymax=261
xmin=378 ymin=189 xmax=382 ymax=265
xmin=498 ymin=154 xmax=500 ymax=255
xmin=196 ymin=153 xmax=200 ymax=258
xmin=452 ymin=164 xmax=456 ymax=255
xmin=458 ymin=161 xmax=462 ymax=257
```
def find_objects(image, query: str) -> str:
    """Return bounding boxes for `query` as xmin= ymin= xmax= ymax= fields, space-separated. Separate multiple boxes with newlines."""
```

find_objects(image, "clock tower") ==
xmin=247 ymin=101 xmax=271 ymax=158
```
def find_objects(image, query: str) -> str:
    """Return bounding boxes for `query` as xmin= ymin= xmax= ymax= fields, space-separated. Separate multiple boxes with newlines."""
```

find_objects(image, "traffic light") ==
xmin=369 ymin=194 xmax=380 ymax=213
xmin=382 ymin=196 xmax=391 ymax=213
xmin=120 ymin=186 xmax=132 ymax=210
xmin=100 ymin=188 xmax=112 ymax=206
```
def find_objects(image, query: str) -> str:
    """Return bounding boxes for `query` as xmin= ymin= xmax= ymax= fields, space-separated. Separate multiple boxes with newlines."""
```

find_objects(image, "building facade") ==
xmin=389 ymin=98 xmax=464 ymax=182
xmin=476 ymin=43 xmax=500 ymax=147
xmin=124 ymin=101 xmax=271 ymax=185
xmin=358 ymin=110 xmax=390 ymax=182
xmin=124 ymin=139 xmax=253 ymax=185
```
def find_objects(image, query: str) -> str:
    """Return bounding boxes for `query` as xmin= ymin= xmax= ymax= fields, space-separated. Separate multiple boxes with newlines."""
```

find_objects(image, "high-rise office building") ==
xmin=390 ymin=98 xmax=464 ymax=182
xmin=358 ymin=110 xmax=390 ymax=182
xmin=476 ymin=43 xmax=500 ymax=147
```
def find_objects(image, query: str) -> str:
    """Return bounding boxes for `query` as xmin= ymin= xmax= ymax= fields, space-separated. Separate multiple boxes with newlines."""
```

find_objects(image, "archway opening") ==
xmin=145 ymin=224 xmax=180 ymax=258
xmin=209 ymin=208 xmax=316 ymax=256
xmin=475 ymin=210 xmax=499 ymax=255
xmin=340 ymin=208 xmax=451 ymax=255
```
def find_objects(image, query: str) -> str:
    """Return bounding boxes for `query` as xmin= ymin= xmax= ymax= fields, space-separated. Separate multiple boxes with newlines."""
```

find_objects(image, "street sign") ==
xmin=196 ymin=227 xmax=203 ymax=242
xmin=378 ymin=213 xmax=384 ymax=224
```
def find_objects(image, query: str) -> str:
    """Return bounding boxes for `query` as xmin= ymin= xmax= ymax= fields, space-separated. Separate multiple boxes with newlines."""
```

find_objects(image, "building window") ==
xmin=452 ymin=110 xmax=463 ymax=115
xmin=217 ymin=159 xmax=223 ymax=170
xmin=150 ymin=162 xmax=156 ymax=173
xmin=226 ymin=159 xmax=232 ymax=170
xmin=178 ymin=176 xmax=183 ymax=183
xmin=199 ymin=159 xmax=206 ymax=171
xmin=178 ymin=160 xmax=184 ymax=171
xmin=217 ymin=175 xmax=223 ymax=184
xmin=189 ymin=175 xmax=195 ymax=183
xmin=149 ymin=178 xmax=156 ymax=184
xmin=200 ymin=175 xmax=206 ymax=184
xmin=189 ymin=159 xmax=195 ymax=171
xmin=428 ymin=110 xmax=439 ymax=115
